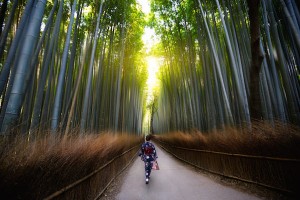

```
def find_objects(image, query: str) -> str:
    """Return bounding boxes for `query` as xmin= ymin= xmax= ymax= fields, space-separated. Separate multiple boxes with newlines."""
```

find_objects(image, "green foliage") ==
xmin=1 ymin=0 xmax=298 ymax=134
xmin=149 ymin=42 xmax=164 ymax=56
xmin=150 ymin=0 xmax=300 ymax=133
xmin=0 ymin=0 xmax=152 ymax=134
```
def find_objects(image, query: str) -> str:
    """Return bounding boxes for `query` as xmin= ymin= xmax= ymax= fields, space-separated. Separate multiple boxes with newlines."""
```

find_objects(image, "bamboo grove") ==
xmin=150 ymin=0 xmax=300 ymax=133
xmin=0 ymin=0 xmax=299 ymax=136
xmin=0 ymin=0 xmax=148 ymax=135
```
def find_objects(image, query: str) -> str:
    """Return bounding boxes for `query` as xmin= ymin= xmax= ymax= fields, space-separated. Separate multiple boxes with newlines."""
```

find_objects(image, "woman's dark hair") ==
xmin=145 ymin=134 xmax=152 ymax=141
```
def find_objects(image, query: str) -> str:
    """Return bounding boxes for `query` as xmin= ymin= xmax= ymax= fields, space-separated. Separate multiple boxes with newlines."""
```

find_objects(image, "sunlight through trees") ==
xmin=150 ymin=0 xmax=300 ymax=133
xmin=0 ymin=0 xmax=299 ymax=135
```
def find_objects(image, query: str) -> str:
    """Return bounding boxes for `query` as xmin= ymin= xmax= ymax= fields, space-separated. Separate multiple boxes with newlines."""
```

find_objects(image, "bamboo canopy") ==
xmin=0 ymin=0 xmax=299 ymax=135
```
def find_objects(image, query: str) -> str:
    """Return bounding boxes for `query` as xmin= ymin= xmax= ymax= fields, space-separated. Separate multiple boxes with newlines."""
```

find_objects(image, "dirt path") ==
xmin=100 ymin=145 xmax=262 ymax=200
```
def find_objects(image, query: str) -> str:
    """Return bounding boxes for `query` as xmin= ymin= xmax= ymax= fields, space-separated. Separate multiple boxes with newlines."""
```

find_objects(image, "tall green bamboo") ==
xmin=51 ymin=0 xmax=77 ymax=131
xmin=80 ymin=0 xmax=104 ymax=132
xmin=1 ymin=0 xmax=47 ymax=133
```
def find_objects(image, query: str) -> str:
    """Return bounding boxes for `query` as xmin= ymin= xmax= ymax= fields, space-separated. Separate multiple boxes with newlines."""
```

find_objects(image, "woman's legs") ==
xmin=144 ymin=161 xmax=153 ymax=183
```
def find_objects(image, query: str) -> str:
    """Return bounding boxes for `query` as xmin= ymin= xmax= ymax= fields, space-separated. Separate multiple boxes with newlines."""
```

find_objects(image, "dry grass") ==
xmin=155 ymin=121 xmax=300 ymax=158
xmin=154 ymin=121 xmax=300 ymax=198
xmin=0 ymin=131 xmax=142 ymax=199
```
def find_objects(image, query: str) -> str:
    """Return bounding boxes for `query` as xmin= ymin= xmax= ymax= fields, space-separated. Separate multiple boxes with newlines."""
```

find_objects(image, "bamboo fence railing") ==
xmin=44 ymin=145 xmax=140 ymax=200
xmin=156 ymin=140 xmax=300 ymax=198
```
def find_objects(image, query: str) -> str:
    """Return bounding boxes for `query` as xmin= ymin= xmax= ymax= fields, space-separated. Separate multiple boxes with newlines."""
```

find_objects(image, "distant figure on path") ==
xmin=139 ymin=134 xmax=158 ymax=184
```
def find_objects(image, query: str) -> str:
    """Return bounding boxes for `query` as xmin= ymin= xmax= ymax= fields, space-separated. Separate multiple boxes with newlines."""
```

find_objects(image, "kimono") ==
xmin=140 ymin=141 xmax=157 ymax=179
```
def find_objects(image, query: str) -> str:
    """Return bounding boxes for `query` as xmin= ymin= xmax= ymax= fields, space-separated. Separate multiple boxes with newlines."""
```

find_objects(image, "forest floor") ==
xmin=98 ymin=144 xmax=288 ymax=200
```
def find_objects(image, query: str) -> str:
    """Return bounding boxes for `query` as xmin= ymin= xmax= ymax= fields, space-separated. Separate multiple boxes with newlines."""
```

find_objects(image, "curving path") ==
xmin=108 ymin=144 xmax=262 ymax=200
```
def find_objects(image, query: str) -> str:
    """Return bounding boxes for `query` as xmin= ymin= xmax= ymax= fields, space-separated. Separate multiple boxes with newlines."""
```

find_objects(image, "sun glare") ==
xmin=136 ymin=0 xmax=162 ymax=102
xmin=146 ymin=56 xmax=161 ymax=101
xmin=137 ymin=0 xmax=151 ymax=14
xmin=143 ymin=28 xmax=157 ymax=53
xmin=144 ymin=56 xmax=162 ymax=133
xmin=137 ymin=0 xmax=162 ymax=132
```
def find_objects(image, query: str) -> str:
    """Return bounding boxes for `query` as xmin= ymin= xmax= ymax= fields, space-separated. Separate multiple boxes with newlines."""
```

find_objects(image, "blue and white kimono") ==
xmin=140 ymin=141 xmax=158 ymax=179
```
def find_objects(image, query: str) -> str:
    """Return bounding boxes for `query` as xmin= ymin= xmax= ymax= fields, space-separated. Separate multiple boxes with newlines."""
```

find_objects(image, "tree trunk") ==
xmin=80 ymin=1 xmax=104 ymax=132
xmin=0 ymin=0 xmax=27 ymax=96
xmin=31 ymin=0 xmax=62 ymax=131
xmin=0 ymin=0 xmax=8 ymax=38
xmin=114 ymin=17 xmax=126 ymax=132
xmin=51 ymin=0 xmax=77 ymax=131
xmin=1 ymin=0 xmax=47 ymax=133
xmin=0 ymin=0 xmax=18 ymax=60
xmin=247 ymin=0 xmax=264 ymax=120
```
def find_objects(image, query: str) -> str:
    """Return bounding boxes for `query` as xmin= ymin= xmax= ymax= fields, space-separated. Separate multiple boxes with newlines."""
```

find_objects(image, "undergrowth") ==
xmin=0 ymin=131 xmax=142 ymax=199
xmin=155 ymin=121 xmax=300 ymax=158
xmin=154 ymin=121 xmax=300 ymax=199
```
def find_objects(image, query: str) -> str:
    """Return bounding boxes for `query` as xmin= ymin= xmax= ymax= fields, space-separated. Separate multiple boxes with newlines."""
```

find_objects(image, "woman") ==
xmin=139 ymin=134 xmax=158 ymax=184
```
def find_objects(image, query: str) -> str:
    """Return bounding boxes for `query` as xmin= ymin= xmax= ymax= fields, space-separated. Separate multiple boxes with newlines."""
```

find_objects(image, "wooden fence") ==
xmin=156 ymin=140 xmax=300 ymax=198
xmin=44 ymin=145 xmax=139 ymax=200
